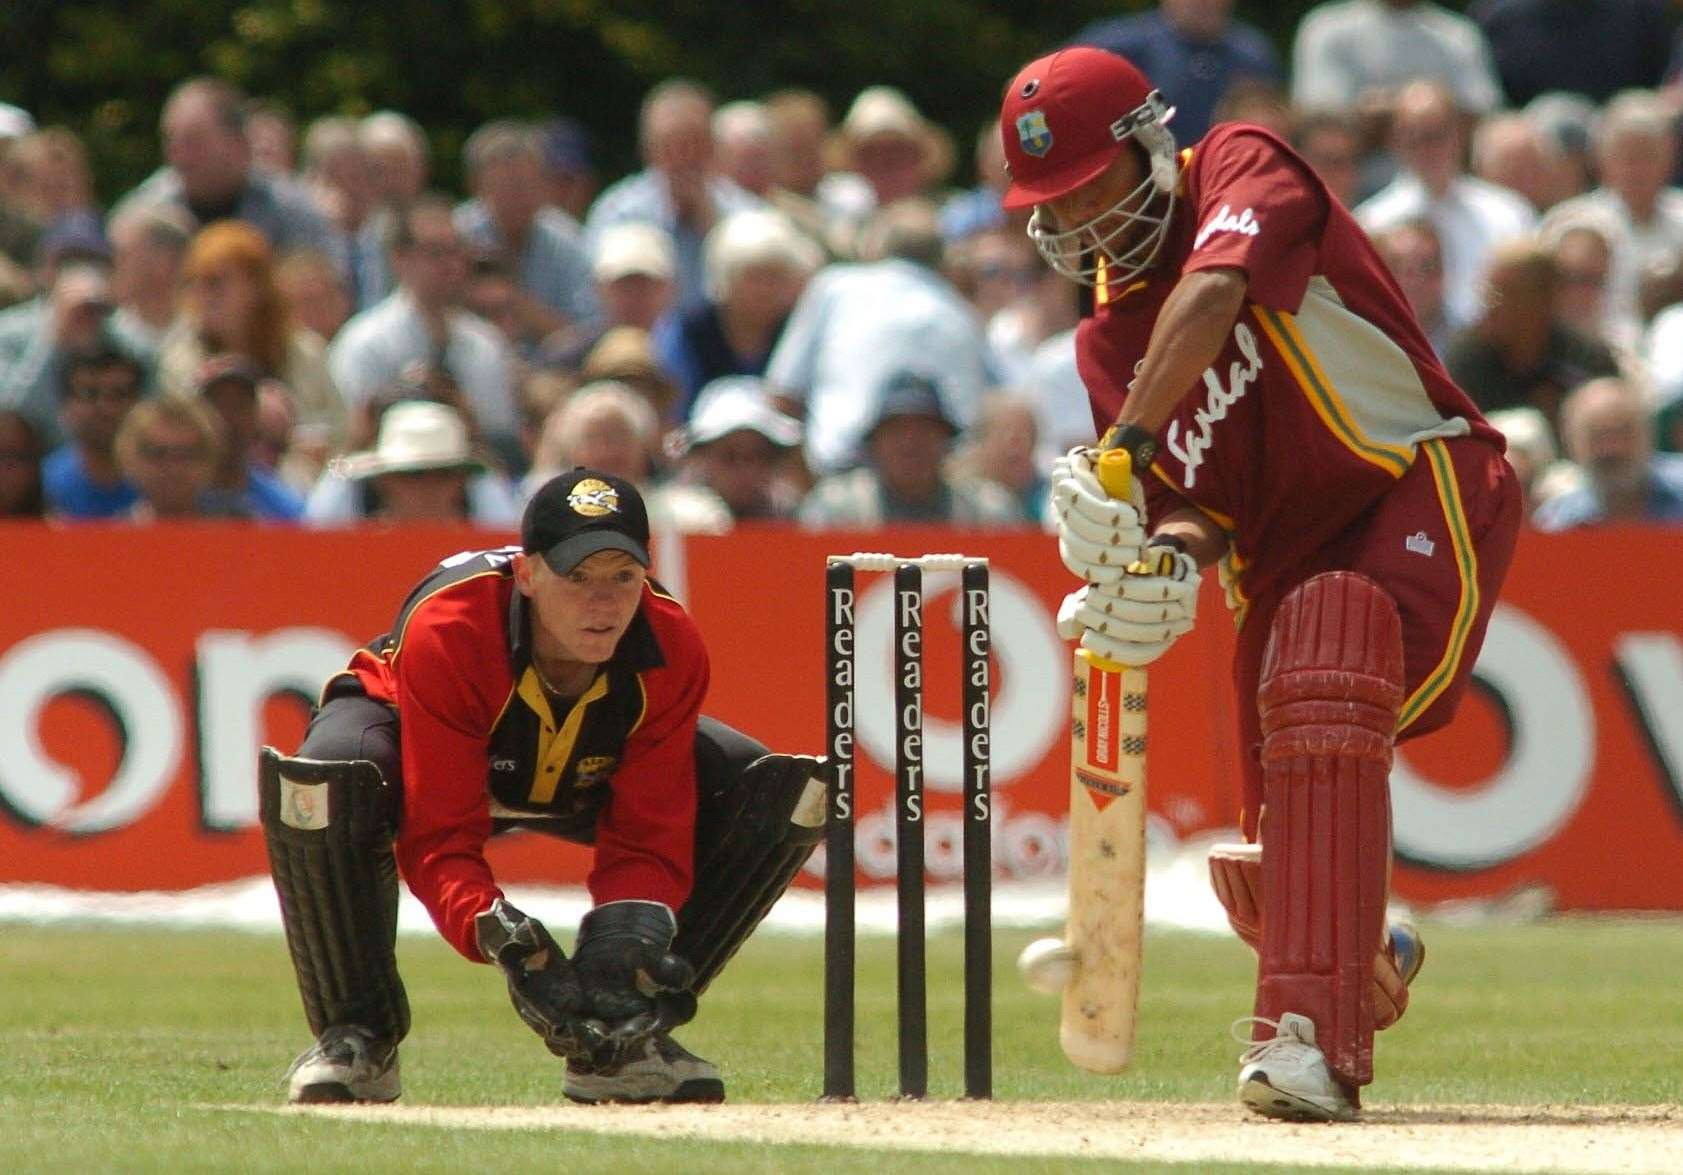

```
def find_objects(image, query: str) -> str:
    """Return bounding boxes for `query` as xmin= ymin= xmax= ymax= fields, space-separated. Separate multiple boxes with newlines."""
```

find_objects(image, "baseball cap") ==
xmin=842 ymin=86 xmax=927 ymax=143
xmin=999 ymin=47 xmax=1164 ymax=211
xmin=593 ymin=223 xmax=676 ymax=283
xmin=522 ymin=467 xmax=651 ymax=575
xmin=683 ymin=376 xmax=801 ymax=450
xmin=867 ymin=370 xmax=956 ymax=437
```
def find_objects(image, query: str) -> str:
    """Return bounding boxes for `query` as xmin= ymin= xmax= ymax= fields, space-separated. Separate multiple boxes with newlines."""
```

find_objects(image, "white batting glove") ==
xmin=1050 ymin=447 xmax=1147 ymax=584
xmin=1055 ymin=545 xmax=1200 ymax=666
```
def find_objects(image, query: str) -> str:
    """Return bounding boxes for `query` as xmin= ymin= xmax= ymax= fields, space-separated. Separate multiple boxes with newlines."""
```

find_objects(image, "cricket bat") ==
xmin=1061 ymin=448 xmax=1149 ymax=1074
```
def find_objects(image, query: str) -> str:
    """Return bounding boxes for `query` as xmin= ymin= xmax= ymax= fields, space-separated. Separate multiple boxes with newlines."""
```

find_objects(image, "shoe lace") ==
xmin=282 ymin=1024 xmax=377 ymax=1082
xmin=1230 ymin=1015 xmax=1313 ymax=1065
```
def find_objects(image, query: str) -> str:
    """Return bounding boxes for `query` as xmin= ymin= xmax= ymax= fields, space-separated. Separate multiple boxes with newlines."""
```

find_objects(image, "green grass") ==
xmin=1 ymin=919 xmax=1679 ymax=1172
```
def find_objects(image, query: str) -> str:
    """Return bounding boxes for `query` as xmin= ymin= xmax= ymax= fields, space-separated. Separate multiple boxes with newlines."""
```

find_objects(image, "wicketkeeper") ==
xmin=260 ymin=467 xmax=823 ymax=1104
xmin=996 ymin=48 xmax=1521 ymax=1119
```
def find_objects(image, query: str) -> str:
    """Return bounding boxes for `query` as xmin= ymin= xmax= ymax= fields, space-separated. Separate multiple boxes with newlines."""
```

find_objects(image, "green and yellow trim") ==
xmin=1398 ymin=440 xmax=1480 ymax=730
xmin=1253 ymin=307 xmax=1414 ymax=478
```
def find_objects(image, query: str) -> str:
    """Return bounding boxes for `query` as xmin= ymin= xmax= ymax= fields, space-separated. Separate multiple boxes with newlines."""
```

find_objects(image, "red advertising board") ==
xmin=0 ymin=522 xmax=1679 ymax=909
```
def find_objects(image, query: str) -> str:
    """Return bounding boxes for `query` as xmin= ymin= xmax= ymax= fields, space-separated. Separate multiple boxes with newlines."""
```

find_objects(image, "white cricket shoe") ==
xmin=564 ymin=1033 xmax=725 ymax=1104
xmin=1235 ymin=1012 xmax=1356 ymax=1122
xmin=285 ymin=1025 xmax=400 ymax=1104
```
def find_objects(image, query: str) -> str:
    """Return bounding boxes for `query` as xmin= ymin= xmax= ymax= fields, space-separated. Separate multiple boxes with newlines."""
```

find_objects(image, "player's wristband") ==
xmin=1100 ymin=423 xmax=1158 ymax=472
xmin=1146 ymin=534 xmax=1188 ymax=555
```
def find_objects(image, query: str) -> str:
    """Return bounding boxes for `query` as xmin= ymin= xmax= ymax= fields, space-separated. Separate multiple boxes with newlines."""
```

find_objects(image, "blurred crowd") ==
xmin=3 ymin=0 xmax=1683 ymax=534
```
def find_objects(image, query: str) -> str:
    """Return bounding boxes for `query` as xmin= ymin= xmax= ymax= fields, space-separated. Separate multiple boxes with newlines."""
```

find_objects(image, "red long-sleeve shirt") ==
xmin=334 ymin=545 xmax=708 ymax=960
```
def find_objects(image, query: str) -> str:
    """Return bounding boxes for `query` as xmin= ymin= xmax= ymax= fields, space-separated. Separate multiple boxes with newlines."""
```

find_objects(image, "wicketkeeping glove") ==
xmin=474 ymin=897 xmax=626 ymax=1066
xmin=1050 ymin=446 xmax=1148 ymax=584
xmin=571 ymin=900 xmax=697 ymax=1027
xmin=1056 ymin=543 xmax=1200 ymax=666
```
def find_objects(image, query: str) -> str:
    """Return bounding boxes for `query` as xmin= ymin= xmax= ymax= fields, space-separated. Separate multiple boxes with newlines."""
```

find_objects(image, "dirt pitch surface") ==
xmin=259 ymin=1100 xmax=1683 ymax=1172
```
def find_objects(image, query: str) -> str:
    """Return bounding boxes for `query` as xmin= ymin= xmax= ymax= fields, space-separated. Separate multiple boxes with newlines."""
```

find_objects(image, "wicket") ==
xmin=823 ymin=552 xmax=992 ymax=1101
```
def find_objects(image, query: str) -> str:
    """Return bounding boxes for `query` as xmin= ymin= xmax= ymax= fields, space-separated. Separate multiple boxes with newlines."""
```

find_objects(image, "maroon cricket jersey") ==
xmin=1076 ymin=124 xmax=1505 ymax=611
xmin=335 ymin=546 xmax=708 ymax=960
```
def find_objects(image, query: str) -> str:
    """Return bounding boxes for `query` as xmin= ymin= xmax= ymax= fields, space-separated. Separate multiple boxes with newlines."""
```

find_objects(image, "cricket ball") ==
xmin=1016 ymin=937 xmax=1077 ymax=994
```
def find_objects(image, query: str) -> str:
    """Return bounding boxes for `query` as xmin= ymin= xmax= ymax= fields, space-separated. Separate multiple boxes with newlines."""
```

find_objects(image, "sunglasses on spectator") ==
xmin=138 ymin=441 xmax=210 ymax=463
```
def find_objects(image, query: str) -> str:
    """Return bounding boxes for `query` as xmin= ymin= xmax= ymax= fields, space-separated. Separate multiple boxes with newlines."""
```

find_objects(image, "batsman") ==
xmin=259 ymin=467 xmax=823 ymax=1105
xmin=997 ymin=48 xmax=1520 ymax=1120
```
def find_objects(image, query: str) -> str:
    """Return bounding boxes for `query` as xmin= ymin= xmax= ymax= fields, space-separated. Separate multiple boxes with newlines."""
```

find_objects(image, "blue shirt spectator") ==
xmin=42 ymin=345 xmax=145 ymax=518
xmin=584 ymin=80 xmax=761 ymax=312
xmin=1473 ymin=0 xmax=1670 ymax=107
xmin=1534 ymin=376 xmax=1683 ymax=529
xmin=766 ymin=202 xmax=988 ymax=474
xmin=1073 ymin=0 xmax=1282 ymax=146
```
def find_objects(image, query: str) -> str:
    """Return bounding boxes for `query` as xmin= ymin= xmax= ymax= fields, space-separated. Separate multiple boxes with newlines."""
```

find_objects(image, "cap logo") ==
xmin=567 ymin=477 xmax=619 ymax=517
xmin=1019 ymin=78 xmax=1040 ymax=99
xmin=1016 ymin=109 xmax=1053 ymax=158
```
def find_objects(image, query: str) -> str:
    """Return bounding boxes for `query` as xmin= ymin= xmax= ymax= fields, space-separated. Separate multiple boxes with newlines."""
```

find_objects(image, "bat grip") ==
xmin=1093 ymin=448 xmax=1133 ymax=500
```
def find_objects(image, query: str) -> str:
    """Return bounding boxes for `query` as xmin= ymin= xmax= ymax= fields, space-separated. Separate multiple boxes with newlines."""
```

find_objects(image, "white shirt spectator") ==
xmin=766 ymin=257 xmax=988 ymax=474
xmin=1292 ymin=0 xmax=1504 ymax=115
xmin=1545 ymin=187 xmax=1683 ymax=336
xmin=1357 ymin=174 xmax=1536 ymax=328
xmin=327 ymin=289 xmax=520 ymax=445
xmin=1025 ymin=329 xmax=1100 ymax=463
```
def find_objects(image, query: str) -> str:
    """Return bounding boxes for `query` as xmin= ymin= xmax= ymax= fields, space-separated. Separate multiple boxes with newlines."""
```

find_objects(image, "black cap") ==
xmin=867 ymin=370 xmax=956 ymax=438
xmin=521 ymin=468 xmax=651 ymax=574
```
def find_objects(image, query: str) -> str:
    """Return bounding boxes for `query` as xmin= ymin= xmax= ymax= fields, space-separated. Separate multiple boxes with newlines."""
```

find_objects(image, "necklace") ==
xmin=531 ymin=657 xmax=593 ymax=699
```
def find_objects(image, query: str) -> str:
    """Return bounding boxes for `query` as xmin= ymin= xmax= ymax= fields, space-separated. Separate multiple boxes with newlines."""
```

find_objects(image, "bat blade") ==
xmin=1061 ymin=646 xmax=1148 ymax=1074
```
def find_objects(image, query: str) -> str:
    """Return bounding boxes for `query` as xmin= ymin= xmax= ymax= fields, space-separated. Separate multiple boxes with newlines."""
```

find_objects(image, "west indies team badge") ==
xmin=1017 ymin=109 xmax=1053 ymax=158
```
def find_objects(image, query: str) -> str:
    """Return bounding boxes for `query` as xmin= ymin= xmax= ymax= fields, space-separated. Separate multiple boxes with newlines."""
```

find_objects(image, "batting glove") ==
xmin=1050 ymin=446 xmax=1148 ymax=585
xmin=1055 ymin=544 xmax=1200 ymax=666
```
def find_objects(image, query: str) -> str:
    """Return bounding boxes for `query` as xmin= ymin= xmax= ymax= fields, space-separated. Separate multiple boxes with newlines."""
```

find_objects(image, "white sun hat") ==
xmin=336 ymin=400 xmax=485 ymax=479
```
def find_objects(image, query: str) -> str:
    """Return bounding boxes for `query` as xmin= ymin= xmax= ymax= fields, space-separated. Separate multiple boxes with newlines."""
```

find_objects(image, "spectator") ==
xmin=360 ymin=111 xmax=430 ymax=209
xmin=1357 ymin=80 xmax=1536 ymax=330
xmin=1209 ymin=77 xmax=1295 ymax=138
xmin=275 ymin=248 xmax=352 ymax=344
xmin=1544 ymin=90 xmax=1683 ymax=336
xmin=1372 ymin=218 xmax=1453 ymax=357
xmin=1470 ymin=112 xmax=1571 ymax=217
xmin=112 ymin=77 xmax=332 ymax=255
xmin=0 ymin=103 xmax=42 ymax=273
xmin=798 ymin=370 xmax=1022 ymax=527
xmin=1472 ymin=0 xmax=1670 ymax=107
xmin=1445 ymin=238 xmax=1619 ymax=435
xmin=158 ymin=220 xmax=347 ymax=460
xmin=0 ymin=256 xmax=129 ymax=449
xmin=1291 ymin=111 xmax=1364 ymax=209
xmin=1022 ymin=327 xmax=1101 ymax=460
xmin=975 ymin=233 xmax=1079 ymax=385
xmin=43 ymin=346 xmax=143 ymax=519
xmin=1292 ymin=0 xmax=1504 ymax=116
xmin=763 ymin=88 xmax=868 ymax=259
xmin=833 ymin=87 xmax=953 ymax=213
xmin=713 ymin=102 xmax=776 ymax=199
xmin=653 ymin=208 xmax=819 ymax=417
xmin=0 ymin=408 xmax=44 ymax=517
xmin=948 ymin=226 xmax=1043 ymax=325
xmin=300 ymin=116 xmax=393 ymax=313
xmin=1524 ymin=91 xmax=1599 ymax=201
xmin=940 ymin=122 xmax=1011 ymax=244
xmin=6 ymin=127 xmax=101 ymax=230
xmin=245 ymin=100 xmax=297 ymax=176
xmin=1074 ymin=0 xmax=1282 ymax=146
xmin=1534 ymin=376 xmax=1683 ymax=528
xmin=767 ymin=199 xmax=989 ymax=475
xmin=462 ymin=253 xmax=534 ymax=360
xmin=589 ymin=222 xmax=678 ymax=337
xmin=522 ymin=380 xmax=667 ymax=503
xmin=664 ymin=376 xmax=804 ymax=523
xmin=1544 ymin=221 xmax=1625 ymax=353
xmin=1486 ymin=404 xmax=1577 ymax=515
xmin=950 ymin=390 xmax=1049 ymax=525
xmin=192 ymin=355 xmax=304 ymax=520
xmin=106 ymin=202 xmax=193 ymax=359
xmin=577 ymin=326 xmax=682 ymax=424
xmin=457 ymin=121 xmax=598 ymax=349
xmin=585 ymin=79 xmax=760 ymax=311
xmin=113 ymin=394 xmax=224 ymax=520
xmin=305 ymin=398 xmax=518 ymax=527
xmin=329 ymin=194 xmax=522 ymax=466
xmin=540 ymin=117 xmax=598 ymax=222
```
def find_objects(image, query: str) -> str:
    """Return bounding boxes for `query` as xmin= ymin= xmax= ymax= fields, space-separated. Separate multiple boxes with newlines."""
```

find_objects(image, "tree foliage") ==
xmin=1 ymin=0 xmax=1458 ymax=201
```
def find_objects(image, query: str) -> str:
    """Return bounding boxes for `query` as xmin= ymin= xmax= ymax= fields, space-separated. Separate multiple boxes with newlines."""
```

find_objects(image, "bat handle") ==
xmin=1092 ymin=448 xmax=1133 ymax=500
